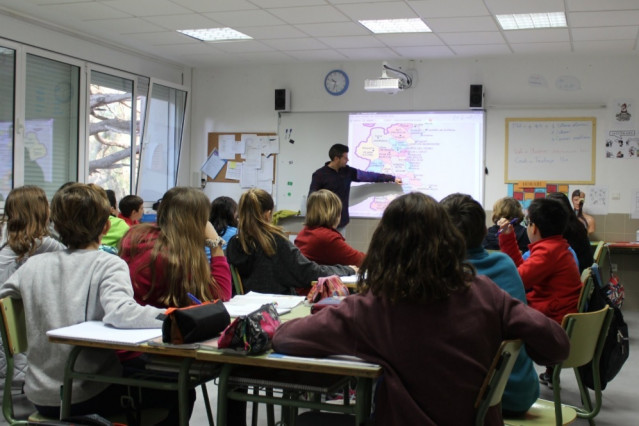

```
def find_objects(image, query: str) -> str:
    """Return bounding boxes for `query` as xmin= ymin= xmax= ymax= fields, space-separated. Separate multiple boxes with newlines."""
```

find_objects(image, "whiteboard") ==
xmin=505 ymin=117 xmax=596 ymax=183
xmin=276 ymin=111 xmax=486 ymax=216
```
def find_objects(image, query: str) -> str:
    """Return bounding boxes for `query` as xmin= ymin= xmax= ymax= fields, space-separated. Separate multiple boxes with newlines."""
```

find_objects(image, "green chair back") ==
xmin=230 ymin=264 xmax=245 ymax=295
xmin=0 ymin=297 xmax=30 ymax=425
xmin=474 ymin=339 xmax=522 ymax=426
xmin=561 ymin=305 xmax=609 ymax=368
xmin=577 ymin=267 xmax=594 ymax=313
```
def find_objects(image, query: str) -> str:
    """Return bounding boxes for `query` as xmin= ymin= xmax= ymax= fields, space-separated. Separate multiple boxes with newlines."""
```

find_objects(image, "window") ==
xmin=0 ymin=46 xmax=15 ymax=202
xmin=87 ymin=70 xmax=134 ymax=202
xmin=136 ymin=81 xmax=187 ymax=201
xmin=24 ymin=53 xmax=80 ymax=197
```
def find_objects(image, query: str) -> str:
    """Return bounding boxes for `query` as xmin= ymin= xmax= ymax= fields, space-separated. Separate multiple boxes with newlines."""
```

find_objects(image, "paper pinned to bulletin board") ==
xmin=508 ymin=181 xmax=570 ymax=210
xmin=206 ymin=132 xmax=277 ymax=192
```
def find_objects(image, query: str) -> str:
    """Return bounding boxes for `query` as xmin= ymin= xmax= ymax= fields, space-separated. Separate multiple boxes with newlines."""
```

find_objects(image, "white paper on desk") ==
xmin=224 ymin=292 xmax=305 ymax=316
xmin=47 ymin=321 xmax=161 ymax=345
xmin=218 ymin=134 xmax=237 ymax=159
xmin=339 ymin=275 xmax=358 ymax=284
xmin=200 ymin=148 xmax=225 ymax=180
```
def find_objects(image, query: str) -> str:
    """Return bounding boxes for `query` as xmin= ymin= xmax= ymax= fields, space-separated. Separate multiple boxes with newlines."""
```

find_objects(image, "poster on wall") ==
xmin=606 ymin=98 xmax=639 ymax=159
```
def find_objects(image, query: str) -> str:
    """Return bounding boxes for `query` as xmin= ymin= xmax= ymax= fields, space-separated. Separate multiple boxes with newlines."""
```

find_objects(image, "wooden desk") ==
xmin=49 ymin=304 xmax=382 ymax=426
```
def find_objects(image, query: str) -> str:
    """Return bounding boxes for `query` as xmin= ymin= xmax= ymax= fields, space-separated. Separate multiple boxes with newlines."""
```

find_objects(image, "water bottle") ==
xmin=636 ymin=229 xmax=639 ymax=242
xmin=300 ymin=195 xmax=307 ymax=216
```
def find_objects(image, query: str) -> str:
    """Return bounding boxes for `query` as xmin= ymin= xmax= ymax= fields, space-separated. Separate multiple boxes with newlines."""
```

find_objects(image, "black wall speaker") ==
xmin=274 ymin=89 xmax=290 ymax=112
xmin=469 ymin=84 xmax=484 ymax=109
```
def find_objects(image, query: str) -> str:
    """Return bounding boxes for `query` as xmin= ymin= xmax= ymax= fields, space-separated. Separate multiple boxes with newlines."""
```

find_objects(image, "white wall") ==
xmin=190 ymin=55 xmax=638 ymax=214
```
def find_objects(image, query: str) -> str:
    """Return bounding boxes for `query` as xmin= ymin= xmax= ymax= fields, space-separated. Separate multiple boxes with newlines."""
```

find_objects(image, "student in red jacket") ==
xmin=498 ymin=197 xmax=582 ymax=324
xmin=295 ymin=189 xmax=365 ymax=267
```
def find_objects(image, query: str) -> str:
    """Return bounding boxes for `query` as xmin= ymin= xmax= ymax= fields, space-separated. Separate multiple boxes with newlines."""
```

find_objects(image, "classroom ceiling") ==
xmin=1 ymin=0 xmax=638 ymax=67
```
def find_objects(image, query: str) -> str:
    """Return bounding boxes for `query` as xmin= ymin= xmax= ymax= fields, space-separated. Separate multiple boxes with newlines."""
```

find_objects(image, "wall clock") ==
xmin=324 ymin=69 xmax=349 ymax=96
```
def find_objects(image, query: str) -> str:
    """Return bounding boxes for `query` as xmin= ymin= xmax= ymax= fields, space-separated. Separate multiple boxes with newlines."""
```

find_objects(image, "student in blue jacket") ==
xmin=441 ymin=193 xmax=539 ymax=416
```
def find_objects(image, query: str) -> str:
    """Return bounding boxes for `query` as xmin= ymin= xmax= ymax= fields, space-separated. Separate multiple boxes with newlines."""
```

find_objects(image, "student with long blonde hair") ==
xmin=120 ymin=187 xmax=231 ymax=307
xmin=0 ymin=185 xmax=65 ymax=284
xmin=295 ymin=189 xmax=365 ymax=267
xmin=227 ymin=188 xmax=355 ymax=294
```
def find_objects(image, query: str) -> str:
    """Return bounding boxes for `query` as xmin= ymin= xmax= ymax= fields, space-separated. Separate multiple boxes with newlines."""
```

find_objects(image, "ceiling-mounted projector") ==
xmin=364 ymin=77 xmax=403 ymax=93
xmin=365 ymin=61 xmax=414 ymax=94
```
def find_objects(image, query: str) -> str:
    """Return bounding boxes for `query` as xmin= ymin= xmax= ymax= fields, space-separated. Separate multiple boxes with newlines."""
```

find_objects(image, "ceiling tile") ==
xmin=296 ymin=22 xmax=369 ymax=37
xmin=104 ymin=0 xmax=192 ymax=16
xmin=40 ymin=2 xmax=129 ymax=21
xmin=510 ymin=42 xmax=571 ymax=53
xmin=426 ymin=16 xmax=500 ymax=33
xmin=242 ymin=25 xmax=308 ymax=39
xmin=572 ymin=39 xmax=636 ymax=52
xmin=566 ymin=0 xmax=639 ymax=12
xmin=408 ymin=0 xmax=491 ymax=18
xmin=285 ymin=49 xmax=348 ymax=61
xmin=338 ymin=46 xmax=401 ymax=60
xmin=210 ymin=40 xmax=276 ymax=53
xmin=483 ymin=0 xmax=566 ymax=15
xmin=317 ymin=36 xmax=385 ymax=49
xmin=83 ymin=17 xmax=165 ymax=34
xmin=393 ymin=45 xmax=456 ymax=58
xmin=167 ymin=0 xmax=257 ymax=13
xmin=503 ymin=29 xmax=569 ymax=44
xmin=572 ymin=26 xmax=639 ymax=41
xmin=375 ymin=33 xmax=444 ymax=47
xmin=203 ymin=10 xmax=285 ymax=27
xmin=335 ymin=2 xmax=418 ymax=20
xmin=261 ymin=37 xmax=329 ymax=50
xmin=570 ymin=11 xmax=639 ymax=27
xmin=267 ymin=6 xmax=349 ymax=24
xmin=143 ymin=14 xmax=220 ymax=30
xmin=126 ymin=31 xmax=199 ymax=45
xmin=450 ymin=44 xmax=512 ymax=56
xmin=439 ymin=31 xmax=506 ymax=45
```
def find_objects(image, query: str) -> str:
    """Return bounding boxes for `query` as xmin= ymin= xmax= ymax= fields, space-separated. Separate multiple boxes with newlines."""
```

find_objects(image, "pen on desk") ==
xmin=187 ymin=292 xmax=202 ymax=305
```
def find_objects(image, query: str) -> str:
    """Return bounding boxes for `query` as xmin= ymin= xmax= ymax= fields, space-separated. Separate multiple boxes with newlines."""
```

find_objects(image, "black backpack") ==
xmin=578 ymin=264 xmax=630 ymax=390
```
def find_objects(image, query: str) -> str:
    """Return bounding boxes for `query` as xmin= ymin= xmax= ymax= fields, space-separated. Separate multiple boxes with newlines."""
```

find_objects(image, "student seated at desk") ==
xmin=295 ymin=189 xmax=365 ymax=267
xmin=273 ymin=192 xmax=570 ymax=425
xmin=99 ymin=189 xmax=130 ymax=254
xmin=483 ymin=196 xmax=529 ymax=253
xmin=546 ymin=192 xmax=593 ymax=273
xmin=0 ymin=186 xmax=65 ymax=284
xmin=0 ymin=184 xmax=182 ymax=423
xmin=227 ymin=188 xmax=355 ymax=295
xmin=209 ymin=195 xmax=239 ymax=250
xmin=498 ymin=197 xmax=582 ymax=324
xmin=441 ymin=193 xmax=539 ymax=416
xmin=120 ymin=186 xmax=232 ymax=307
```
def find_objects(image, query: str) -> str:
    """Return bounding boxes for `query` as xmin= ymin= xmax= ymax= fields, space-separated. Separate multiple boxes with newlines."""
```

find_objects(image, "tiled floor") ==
xmin=2 ymin=310 xmax=637 ymax=425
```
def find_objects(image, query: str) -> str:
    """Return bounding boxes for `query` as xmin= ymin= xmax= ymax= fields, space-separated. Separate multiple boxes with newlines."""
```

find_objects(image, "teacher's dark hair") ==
xmin=328 ymin=143 xmax=349 ymax=161
xmin=358 ymin=192 xmax=474 ymax=304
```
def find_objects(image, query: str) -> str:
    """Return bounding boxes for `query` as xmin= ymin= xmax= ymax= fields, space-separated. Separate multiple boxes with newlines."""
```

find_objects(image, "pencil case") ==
xmin=161 ymin=300 xmax=230 ymax=344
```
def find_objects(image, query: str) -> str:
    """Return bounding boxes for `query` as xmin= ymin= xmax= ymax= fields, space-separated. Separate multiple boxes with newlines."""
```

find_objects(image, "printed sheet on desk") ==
xmin=223 ymin=291 xmax=305 ymax=317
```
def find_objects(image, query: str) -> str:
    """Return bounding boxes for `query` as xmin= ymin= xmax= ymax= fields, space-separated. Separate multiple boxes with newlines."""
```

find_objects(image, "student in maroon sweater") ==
xmin=274 ymin=192 xmax=570 ymax=425
xmin=295 ymin=189 xmax=365 ymax=267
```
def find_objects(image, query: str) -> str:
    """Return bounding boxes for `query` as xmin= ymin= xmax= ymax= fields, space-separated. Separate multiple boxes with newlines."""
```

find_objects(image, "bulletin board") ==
xmin=206 ymin=132 xmax=277 ymax=183
xmin=505 ymin=117 xmax=596 ymax=184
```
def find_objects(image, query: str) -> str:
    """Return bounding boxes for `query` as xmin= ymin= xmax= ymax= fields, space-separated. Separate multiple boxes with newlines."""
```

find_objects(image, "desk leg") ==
xmin=355 ymin=377 xmax=373 ymax=426
xmin=61 ymin=346 xmax=83 ymax=419
xmin=217 ymin=364 xmax=232 ymax=426
xmin=177 ymin=358 xmax=193 ymax=426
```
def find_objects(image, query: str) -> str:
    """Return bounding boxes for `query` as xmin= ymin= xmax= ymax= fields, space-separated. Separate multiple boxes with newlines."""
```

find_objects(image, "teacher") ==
xmin=309 ymin=143 xmax=401 ymax=232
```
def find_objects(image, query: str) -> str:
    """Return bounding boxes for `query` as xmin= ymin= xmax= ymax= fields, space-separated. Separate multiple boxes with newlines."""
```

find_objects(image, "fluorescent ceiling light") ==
xmin=496 ymin=12 xmax=567 ymax=30
xmin=177 ymin=28 xmax=252 ymax=42
xmin=359 ymin=18 xmax=431 ymax=34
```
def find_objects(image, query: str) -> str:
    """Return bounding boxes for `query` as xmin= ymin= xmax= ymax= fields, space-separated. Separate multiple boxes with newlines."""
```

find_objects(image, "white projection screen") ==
xmin=276 ymin=110 xmax=485 ymax=217
xmin=347 ymin=111 xmax=485 ymax=218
